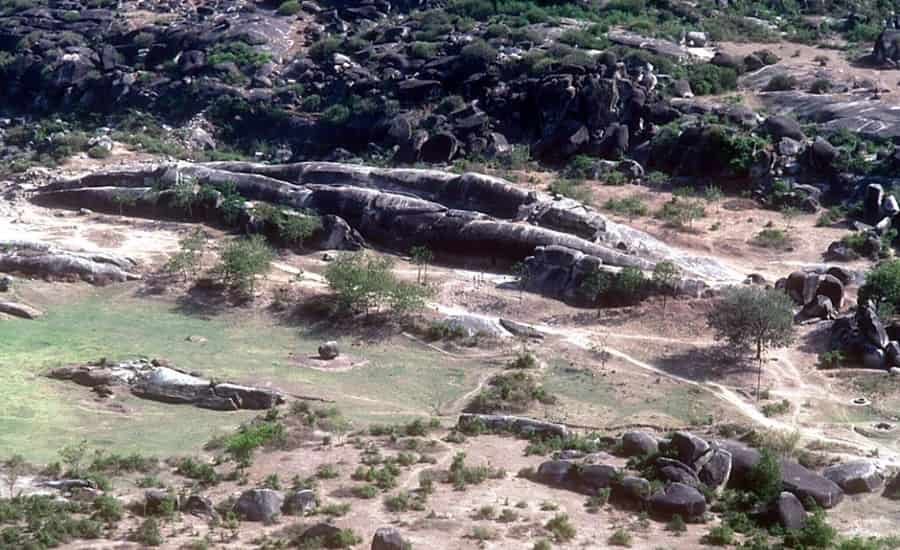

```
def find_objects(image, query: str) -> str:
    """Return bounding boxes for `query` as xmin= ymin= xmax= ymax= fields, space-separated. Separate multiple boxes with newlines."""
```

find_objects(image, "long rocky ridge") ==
xmin=33 ymin=162 xmax=741 ymax=294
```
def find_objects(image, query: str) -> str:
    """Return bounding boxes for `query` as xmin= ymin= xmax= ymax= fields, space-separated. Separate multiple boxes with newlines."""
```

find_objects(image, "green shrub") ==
xmin=217 ymin=234 xmax=274 ymax=293
xmin=703 ymin=524 xmax=735 ymax=546
xmin=92 ymin=495 xmax=123 ymax=525
xmin=783 ymin=510 xmax=836 ymax=548
xmin=308 ymin=37 xmax=341 ymax=63
xmin=603 ymin=196 xmax=649 ymax=219
xmin=207 ymin=41 xmax=270 ymax=70
xmin=809 ymin=78 xmax=832 ymax=94
xmin=687 ymin=64 xmax=738 ymax=96
xmin=817 ymin=350 xmax=845 ymax=369
xmin=277 ymin=0 xmax=301 ymax=15
xmin=549 ymin=179 xmax=593 ymax=204
xmin=859 ymin=260 xmax=900 ymax=314
xmin=132 ymin=518 xmax=163 ymax=546
xmin=325 ymin=252 xmax=431 ymax=315
xmin=460 ymin=38 xmax=498 ymax=66
xmin=816 ymin=205 xmax=847 ymax=227
xmin=656 ymin=197 xmax=706 ymax=229
xmin=545 ymin=513 xmax=576 ymax=542
xmin=302 ymin=94 xmax=322 ymax=112
xmin=761 ymin=399 xmax=791 ymax=417
xmin=609 ymin=528 xmax=633 ymax=546
xmin=753 ymin=228 xmax=790 ymax=249
xmin=321 ymin=104 xmax=350 ymax=126
xmin=667 ymin=514 xmax=687 ymax=534
xmin=764 ymin=74 xmax=798 ymax=92
xmin=746 ymin=448 xmax=782 ymax=504
xmin=465 ymin=371 xmax=555 ymax=414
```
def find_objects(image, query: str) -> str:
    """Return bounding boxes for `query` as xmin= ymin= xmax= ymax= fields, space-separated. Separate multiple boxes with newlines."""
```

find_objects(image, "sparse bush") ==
xmin=764 ymin=74 xmax=798 ymax=92
xmin=132 ymin=518 xmax=163 ymax=546
xmin=277 ymin=0 xmax=301 ymax=15
xmin=783 ymin=510 xmax=836 ymax=548
xmin=761 ymin=399 xmax=791 ymax=417
xmin=816 ymin=206 xmax=847 ymax=227
xmin=703 ymin=524 xmax=735 ymax=546
xmin=325 ymin=252 xmax=431 ymax=315
xmin=746 ymin=448 xmax=782 ymax=504
xmin=667 ymin=514 xmax=687 ymax=534
xmin=753 ymin=228 xmax=790 ymax=249
xmin=465 ymin=371 xmax=555 ymax=414
xmin=321 ymin=104 xmax=350 ymax=126
xmin=175 ymin=457 xmax=220 ymax=485
xmin=809 ymin=78 xmax=832 ymax=94
xmin=656 ymin=197 xmax=705 ymax=229
xmin=817 ymin=350 xmax=845 ymax=369
xmin=609 ymin=528 xmax=633 ymax=546
xmin=545 ymin=513 xmax=576 ymax=542
xmin=687 ymin=64 xmax=738 ymax=96
xmin=549 ymin=178 xmax=593 ymax=204
xmin=604 ymin=196 xmax=649 ymax=219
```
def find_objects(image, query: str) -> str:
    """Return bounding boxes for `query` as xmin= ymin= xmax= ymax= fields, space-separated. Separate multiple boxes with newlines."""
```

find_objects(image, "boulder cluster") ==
xmin=831 ymin=301 xmax=900 ymax=370
xmin=529 ymin=430 xmax=869 ymax=527
xmin=776 ymin=266 xmax=852 ymax=322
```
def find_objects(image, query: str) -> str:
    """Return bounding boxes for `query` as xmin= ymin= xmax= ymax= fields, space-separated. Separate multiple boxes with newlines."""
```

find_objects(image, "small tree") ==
xmin=277 ymin=209 xmax=321 ymax=249
xmin=218 ymin=235 xmax=274 ymax=294
xmin=512 ymin=261 xmax=530 ymax=302
xmin=410 ymin=246 xmax=434 ymax=285
xmin=111 ymin=191 xmax=137 ymax=216
xmin=3 ymin=454 xmax=27 ymax=497
xmin=707 ymin=286 xmax=794 ymax=399
xmin=324 ymin=252 xmax=429 ymax=315
xmin=652 ymin=260 xmax=680 ymax=310
xmin=165 ymin=228 xmax=207 ymax=281
xmin=170 ymin=173 xmax=197 ymax=217
xmin=859 ymin=260 xmax=900 ymax=315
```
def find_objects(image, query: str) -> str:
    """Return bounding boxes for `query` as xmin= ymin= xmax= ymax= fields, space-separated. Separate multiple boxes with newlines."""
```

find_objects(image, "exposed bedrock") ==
xmin=34 ymin=162 xmax=741 ymax=283
xmin=0 ymin=239 xmax=139 ymax=285
xmin=48 ymin=358 xmax=284 ymax=411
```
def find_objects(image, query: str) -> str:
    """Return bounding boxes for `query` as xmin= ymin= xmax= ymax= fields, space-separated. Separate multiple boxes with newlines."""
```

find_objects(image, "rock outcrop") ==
xmin=48 ymin=358 xmax=284 ymax=411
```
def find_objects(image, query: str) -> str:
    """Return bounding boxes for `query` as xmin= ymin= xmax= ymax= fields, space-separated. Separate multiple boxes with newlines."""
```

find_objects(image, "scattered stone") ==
xmin=621 ymin=431 xmax=659 ymax=458
xmin=372 ymin=527 xmax=407 ymax=550
xmin=776 ymin=491 xmax=806 ymax=530
xmin=318 ymin=341 xmax=340 ymax=360
xmin=648 ymin=482 xmax=706 ymax=520
xmin=234 ymin=489 xmax=284 ymax=522
xmin=822 ymin=460 xmax=883 ymax=494
xmin=282 ymin=489 xmax=317 ymax=515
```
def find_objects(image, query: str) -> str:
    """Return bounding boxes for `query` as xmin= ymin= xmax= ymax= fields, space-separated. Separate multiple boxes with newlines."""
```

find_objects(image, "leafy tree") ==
xmin=410 ymin=246 xmax=434 ymax=285
xmin=707 ymin=286 xmax=794 ymax=398
xmin=278 ymin=210 xmax=321 ymax=248
xmin=111 ymin=191 xmax=137 ymax=215
xmin=164 ymin=228 xmax=207 ymax=281
xmin=3 ymin=454 xmax=27 ymax=497
xmin=652 ymin=260 xmax=680 ymax=310
xmin=218 ymin=235 xmax=274 ymax=294
xmin=170 ymin=173 xmax=197 ymax=217
xmin=512 ymin=261 xmax=530 ymax=301
xmin=324 ymin=252 xmax=430 ymax=315
xmin=859 ymin=260 xmax=900 ymax=315
xmin=746 ymin=448 xmax=782 ymax=504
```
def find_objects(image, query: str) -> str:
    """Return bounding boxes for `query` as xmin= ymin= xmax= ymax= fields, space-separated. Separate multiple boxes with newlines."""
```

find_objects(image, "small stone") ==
xmin=318 ymin=341 xmax=340 ymax=360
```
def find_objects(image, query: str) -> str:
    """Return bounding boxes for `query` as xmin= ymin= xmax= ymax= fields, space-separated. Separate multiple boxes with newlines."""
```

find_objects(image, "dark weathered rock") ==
xmin=234 ymin=489 xmax=284 ymax=522
xmin=657 ymin=457 xmax=702 ymax=488
xmin=144 ymin=490 xmax=177 ymax=515
xmin=283 ymin=489 xmax=317 ymax=515
xmin=717 ymin=440 xmax=761 ymax=490
xmin=576 ymin=464 xmax=620 ymax=493
xmin=372 ymin=526 xmax=407 ymax=550
xmin=621 ymin=431 xmax=659 ymax=458
xmin=697 ymin=447 xmax=732 ymax=490
xmin=648 ymin=482 xmax=707 ymax=520
xmin=858 ymin=303 xmax=888 ymax=349
xmin=815 ymin=274 xmax=844 ymax=310
xmin=318 ymin=341 xmax=340 ymax=360
xmin=299 ymin=524 xmax=344 ymax=546
xmin=883 ymin=472 xmax=900 ymax=499
xmin=535 ymin=460 xmax=576 ymax=489
xmin=762 ymin=116 xmax=805 ymax=142
xmin=822 ymin=460 xmax=882 ymax=494
xmin=181 ymin=494 xmax=217 ymax=518
xmin=780 ymin=460 xmax=844 ymax=509
xmin=612 ymin=476 xmax=651 ymax=503
xmin=670 ymin=431 xmax=710 ymax=466
xmin=776 ymin=491 xmax=806 ymax=530
xmin=874 ymin=29 xmax=900 ymax=66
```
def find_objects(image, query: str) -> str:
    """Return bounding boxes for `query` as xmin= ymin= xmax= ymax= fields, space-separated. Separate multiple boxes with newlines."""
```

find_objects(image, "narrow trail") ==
xmin=431 ymin=299 xmax=900 ymax=464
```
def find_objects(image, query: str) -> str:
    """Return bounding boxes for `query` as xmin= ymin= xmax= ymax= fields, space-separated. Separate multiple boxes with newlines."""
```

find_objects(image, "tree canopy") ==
xmin=707 ymin=286 xmax=794 ymax=359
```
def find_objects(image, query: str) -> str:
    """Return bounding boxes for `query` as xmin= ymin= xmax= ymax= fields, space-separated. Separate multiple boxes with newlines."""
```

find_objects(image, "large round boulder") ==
xmin=822 ymin=460 xmax=883 ymax=494
xmin=648 ymin=482 xmax=707 ymax=520
xmin=621 ymin=431 xmax=659 ymax=458
xmin=372 ymin=526 xmax=407 ymax=550
xmin=234 ymin=489 xmax=284 ymax=522
xmin=318 ymin=341 xmax=340 ymax=360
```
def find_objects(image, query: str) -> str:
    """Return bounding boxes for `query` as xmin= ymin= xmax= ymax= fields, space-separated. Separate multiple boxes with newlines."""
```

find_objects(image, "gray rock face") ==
xmin=874 ymin=29 xmax=900 ymax=66
xmin=318 ymin=341 xmax=340 ymax=360
xmin=776 ymin=491 xmax=806 ymax=530
xmin=716 ymin=440 xmax=760 ymax=489
xmin=822 ymin=460 xmax=883 ymax=494
xmin=657 ymin=457 xmax=702 ymax=488
xmin=48 ymin=359 xmax=284 ymax=411
xmin=648 ymin=482 xmax=707 ymax=520
xmin=762 ymin=115 xmax=805 ymax=141
xmin=535 ymin=460 xmax=575 ymax=489
xmin=372 ymin=527 xmax=407 ymax=550
xmin=282 ymin=489 xmax=317 ymax=515
xmin=621 ymin=431 xmax=659 ymax=458
xmin=858 ymin=303 xmax=889 ymax=349
xmin=612 ymin=476 xmax=651 ymax=503
xmin=234 ymin=489 xmax=284 ymax=522
xmin=697 ymin=447 xmax=733 ymax=490
xmin=0 ymin=239 xmax=139 ymax=286
xmin=780 ymin=460 xmax=844 ymax=509
xmin=577 ymin=464 xmax=620 ymax=493
xmin=670 ymin=431 xmax=710 ymax=465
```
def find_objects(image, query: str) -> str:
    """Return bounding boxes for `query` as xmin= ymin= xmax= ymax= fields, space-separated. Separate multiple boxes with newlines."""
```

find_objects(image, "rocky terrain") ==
xmin=7 ymin=0 xmax=900 ymax=548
